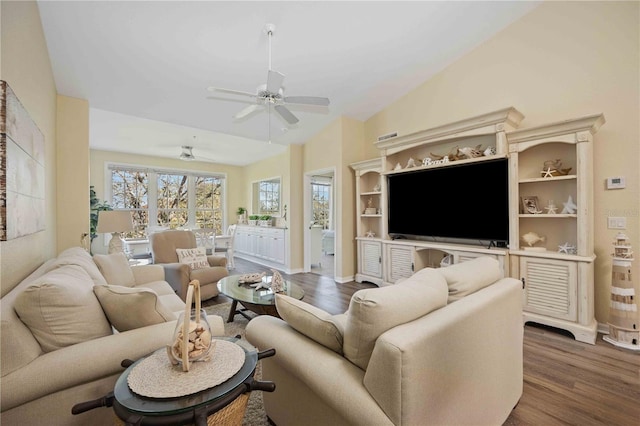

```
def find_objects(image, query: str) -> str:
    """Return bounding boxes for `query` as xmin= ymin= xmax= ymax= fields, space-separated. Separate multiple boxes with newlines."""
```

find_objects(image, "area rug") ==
xmin=204 ymin=302 xmax=270 ymax=426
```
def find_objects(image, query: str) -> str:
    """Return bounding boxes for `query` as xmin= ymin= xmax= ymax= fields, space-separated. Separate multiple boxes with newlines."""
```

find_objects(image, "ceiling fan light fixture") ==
xmin=179 ymin=145 xmax=195 ymax=161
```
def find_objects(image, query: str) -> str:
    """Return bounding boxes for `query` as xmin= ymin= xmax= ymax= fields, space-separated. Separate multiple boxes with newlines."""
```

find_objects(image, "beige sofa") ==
xmin=0 ymin=247 xmax=225 ymax=426
xmin=246 ymin=256 xmax=523 ymax=426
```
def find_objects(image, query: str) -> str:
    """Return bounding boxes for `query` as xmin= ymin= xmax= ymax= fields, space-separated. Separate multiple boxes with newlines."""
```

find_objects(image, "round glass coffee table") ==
xmin=217 ymin=275 xmax=304 ymax=323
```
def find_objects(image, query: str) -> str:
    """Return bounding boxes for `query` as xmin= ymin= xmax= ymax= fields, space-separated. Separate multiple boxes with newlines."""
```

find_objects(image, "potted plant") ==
xmin=248 ymin=215 xmax=259 ymax=226
xmin=259 ymin=215 xmax=272 ymax=227
xmin=236 ymin=207 xmax=247 ymax=224
xmin=89 ymin=185 xmax=112 ymax=254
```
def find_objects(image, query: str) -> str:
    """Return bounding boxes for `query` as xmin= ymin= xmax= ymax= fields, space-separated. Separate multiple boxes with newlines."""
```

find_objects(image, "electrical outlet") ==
xmin=607 ymin=217 xmax=626 ymax=229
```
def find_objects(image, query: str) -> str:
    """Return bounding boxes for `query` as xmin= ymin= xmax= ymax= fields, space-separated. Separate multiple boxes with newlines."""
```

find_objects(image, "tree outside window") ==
xmin=107 ymin=165 xmax=225 ymax=237
xmin=311 ymin=182 xmax=330 ymax=229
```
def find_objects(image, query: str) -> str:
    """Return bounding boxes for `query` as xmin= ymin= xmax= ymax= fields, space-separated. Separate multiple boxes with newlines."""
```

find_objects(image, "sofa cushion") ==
xmin=343 ymin=267 xmax=448 ymax=370
xmin=45 ymin=247 xmax=108 ymax=286
xmin=439 ymin=256 xmax=502 ymax=303
xmin=94 ymin=285 xmax=177 ymax=332
xmin=176 ymin=247 xmax=209 ymax=270
xmin=93 ymin=252 xmax=136 ymax=287
xmin=14 ymin=265 xmax=113 ymax=352
xmin=275 ymin=294 xmax=344 ymax=354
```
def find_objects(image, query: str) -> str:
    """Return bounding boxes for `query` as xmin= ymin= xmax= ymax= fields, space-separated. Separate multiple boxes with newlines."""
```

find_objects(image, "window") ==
xmin=107 ymin=165 xmax=225 ymax=236
xmin=111 ymin=169 xmax=148 ymax=238
xmin=311 ymin=182 xmax=331 ymax=229
xmin=252 ymin=177 xmax=280 ymax=215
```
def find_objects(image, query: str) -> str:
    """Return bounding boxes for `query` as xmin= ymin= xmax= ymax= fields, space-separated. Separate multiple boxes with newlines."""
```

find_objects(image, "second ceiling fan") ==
xmin=207 ymin=23 xmax=330 ymax=135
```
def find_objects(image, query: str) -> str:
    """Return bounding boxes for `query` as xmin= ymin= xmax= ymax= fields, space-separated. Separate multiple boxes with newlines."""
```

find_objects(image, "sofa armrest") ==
xmin=206 ymin=255 xmax=227 ymax=268
xmin=363 ymin=278 xmax=523 ymax=426
xmin=159 ymin=263 xmax=190 ymax=295
xmin=131 ymin=264 xmax=165 ymax=285
xmin=246 ymin=316 xmax=393 ymax=426
xmin=0 ymin=321 xmax=177 ymax=412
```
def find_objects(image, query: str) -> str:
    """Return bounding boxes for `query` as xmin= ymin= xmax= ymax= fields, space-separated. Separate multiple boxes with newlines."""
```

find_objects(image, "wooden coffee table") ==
xmin=217 ymin=275 xmax=304 ymax=323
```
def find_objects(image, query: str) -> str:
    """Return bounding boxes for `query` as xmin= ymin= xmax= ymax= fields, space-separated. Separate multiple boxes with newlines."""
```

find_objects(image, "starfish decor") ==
xmin=561 ymin=196 xmax=577 ymax=214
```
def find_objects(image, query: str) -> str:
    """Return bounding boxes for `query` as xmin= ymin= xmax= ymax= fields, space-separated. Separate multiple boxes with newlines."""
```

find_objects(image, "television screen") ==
xmin=387 ymin=158 xmax=509 ymax=244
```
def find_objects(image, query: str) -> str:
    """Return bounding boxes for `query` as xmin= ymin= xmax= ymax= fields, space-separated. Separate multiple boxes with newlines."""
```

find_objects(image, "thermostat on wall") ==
xmin=606 ymin=176 xmax=626 ymax=189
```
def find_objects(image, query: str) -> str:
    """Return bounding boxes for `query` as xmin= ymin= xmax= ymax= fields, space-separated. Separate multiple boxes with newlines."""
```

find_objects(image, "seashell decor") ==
xmin=170 ymin=318 xmax=213 ymax=363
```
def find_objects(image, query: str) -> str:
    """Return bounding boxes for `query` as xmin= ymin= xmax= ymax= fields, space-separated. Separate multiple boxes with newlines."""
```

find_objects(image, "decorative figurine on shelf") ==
xmin=540 ymin=159 xmax=572 ymax=178
xmin=373 ymin=183 xmax=381 ymax=192
xmin=406 ymin=157 xmax=417 ymax=168
xmin=561 ymin=195 xmax=577 ymax=214
xmin=364 ymin=198 xmax=377 ymax=215
xmin=612 ymin=232 xmax=634 ymax=259
xmin=365 ymin=230 xmax=376 ymax=238
xmin=483 ymin=146 xmax=496 ymax=157
xmin=394 ymin=162 xmax=402 ymax=170
xmin=558 ymin=242 xmax=577 ymax=254
xmin=458 ymin=144 xmax=483 ymax=159
xmin=545 ymin=200 xmax=558 ymax=214
xmin=270 ymin=269 xmax=285 ymax=293
xmin=521 ymin=231 xmax=546 ymax=251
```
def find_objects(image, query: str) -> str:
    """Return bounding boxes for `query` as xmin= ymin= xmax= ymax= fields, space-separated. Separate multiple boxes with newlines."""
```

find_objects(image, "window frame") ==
xmin=104 ymin=162 xmax=227 ymax=237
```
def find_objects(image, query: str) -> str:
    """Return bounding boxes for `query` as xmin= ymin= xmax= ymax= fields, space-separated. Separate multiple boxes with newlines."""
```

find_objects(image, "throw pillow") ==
xmin=343 ymin=268 xmax=448 ymax=370
xmin=93 ymin=285 xmax=177 ymax=332
xmin=14 ymin=265 xmax=113 ymax=352
xmin=176 ymin=247 xmax=209 ymax=270
xmin=275 ymin=294 xmax=344 ymax=354
xmin=438 ymin=256 xmax=502 ymax=303
xmin=45 ymin=246 xmax=108 ymax=286
xmin=93 ymin=252 xmax=136 ymax=287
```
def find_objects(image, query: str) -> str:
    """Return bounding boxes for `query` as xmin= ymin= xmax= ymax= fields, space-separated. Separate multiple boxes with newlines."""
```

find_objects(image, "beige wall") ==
xmin=89 ymin=149 xmax=245 ymax=254
xmin=0 ymin=1 xmax=58 ymax=296
xmin=363 ymin=1 xmax=639 ymax=324
xmin=57 ymin=96 xmax=89 ymax=253
xmin=303 ymin=116 xmax=365 ymax=280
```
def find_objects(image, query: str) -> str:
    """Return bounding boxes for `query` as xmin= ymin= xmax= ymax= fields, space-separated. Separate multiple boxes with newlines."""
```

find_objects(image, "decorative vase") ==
xmin=168 ymin=280 xmax=214 ymax=371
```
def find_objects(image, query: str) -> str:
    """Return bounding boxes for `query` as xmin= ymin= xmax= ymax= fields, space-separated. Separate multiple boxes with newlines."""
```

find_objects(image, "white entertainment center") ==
xmin=350 ymin=107 xmax=605 ymax=344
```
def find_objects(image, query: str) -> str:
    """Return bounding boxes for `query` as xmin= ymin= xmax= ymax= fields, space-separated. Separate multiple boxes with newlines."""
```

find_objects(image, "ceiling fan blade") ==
xmin=266 ymin=70 xmax=285 ymax=93
xmin=274 ymin=105 xmax=299 ymax=125
xmin=234 ymin=104 xmax=260 ymax=119
xmin=284 ymin=96 xmax=330 ymax=107
xmin=207 ymin=86 xmax=257 ymax=98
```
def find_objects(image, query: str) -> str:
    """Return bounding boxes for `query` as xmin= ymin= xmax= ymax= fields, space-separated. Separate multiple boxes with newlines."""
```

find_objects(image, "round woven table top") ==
xmin=127 ymin=340 xmax=246 ymax=398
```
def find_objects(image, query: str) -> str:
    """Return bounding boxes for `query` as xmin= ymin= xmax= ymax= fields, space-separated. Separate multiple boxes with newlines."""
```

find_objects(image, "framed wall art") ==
xmin=0 ymin=80 xmax=46 ymax=241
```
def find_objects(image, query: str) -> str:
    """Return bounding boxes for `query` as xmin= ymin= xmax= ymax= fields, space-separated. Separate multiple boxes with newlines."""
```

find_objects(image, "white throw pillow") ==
xmin=275 ymin=294 xmax=344 ymax=354
xmin=94 ymin=285 xmax=177 ymax=332
xmin=439 ymin=256 xmax=502 ymax=303
xmin=343 ymin=268 xmax=448 ymax=370
xmin=176 ymin=247 xmax=209 ymax=270
xmin=93 ymin=252 xmax=136 ymax=287
xmin=14 ymin=265 xmax=113 ymax=352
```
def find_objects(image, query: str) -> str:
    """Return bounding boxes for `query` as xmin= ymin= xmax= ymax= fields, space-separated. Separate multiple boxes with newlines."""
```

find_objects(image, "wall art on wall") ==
xmin=0 ymin=80 xmax=46 ymax=241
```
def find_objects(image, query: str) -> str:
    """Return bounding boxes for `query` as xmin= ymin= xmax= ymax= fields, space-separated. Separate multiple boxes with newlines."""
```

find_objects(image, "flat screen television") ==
xmin=387 ymin=157 xmax=509 ymax=245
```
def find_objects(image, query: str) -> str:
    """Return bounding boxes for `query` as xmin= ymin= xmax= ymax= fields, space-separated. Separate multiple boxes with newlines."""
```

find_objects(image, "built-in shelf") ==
xmin=519 ymin=214 xmax=578 ymax=218
xmin=519 ymin=175 xmax=577 ymax=184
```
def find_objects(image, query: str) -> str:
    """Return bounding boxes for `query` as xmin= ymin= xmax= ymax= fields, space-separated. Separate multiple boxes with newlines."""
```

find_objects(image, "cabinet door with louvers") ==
xmin=386 ymin=244 xmax=414 ymax=284
xmin=521 ymin=257 xmax=578 ymax=321
xmin=360 ymin=240 xmax=382 ymax=279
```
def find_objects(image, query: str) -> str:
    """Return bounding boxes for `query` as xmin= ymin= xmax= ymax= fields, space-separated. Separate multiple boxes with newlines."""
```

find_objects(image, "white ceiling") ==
xmin=37 ymin=1 xmax=539 ymax=166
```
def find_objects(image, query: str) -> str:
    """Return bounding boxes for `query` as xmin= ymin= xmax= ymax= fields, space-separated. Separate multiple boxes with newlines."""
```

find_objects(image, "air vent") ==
xmin=377 ymin=131 xmax=398 ymax=142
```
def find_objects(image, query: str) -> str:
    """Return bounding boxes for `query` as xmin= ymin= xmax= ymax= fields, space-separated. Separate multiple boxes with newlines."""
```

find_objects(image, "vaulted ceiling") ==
xmin=38 ymin=1 xmax=539 ymax=165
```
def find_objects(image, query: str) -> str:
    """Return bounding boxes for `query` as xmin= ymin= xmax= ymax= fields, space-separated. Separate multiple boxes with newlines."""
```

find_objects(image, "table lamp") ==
xmin=97 ymin=210 xmax=134 ymax=254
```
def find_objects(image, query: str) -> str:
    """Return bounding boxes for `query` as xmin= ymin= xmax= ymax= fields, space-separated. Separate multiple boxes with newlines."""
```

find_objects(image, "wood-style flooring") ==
xmin=208 ymin=257 xmax=640 ymax=426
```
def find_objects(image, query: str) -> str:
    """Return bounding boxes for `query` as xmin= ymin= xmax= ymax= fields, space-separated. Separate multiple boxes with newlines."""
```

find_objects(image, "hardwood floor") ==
xmin=208 ymin=258 xmax=640 ymax=425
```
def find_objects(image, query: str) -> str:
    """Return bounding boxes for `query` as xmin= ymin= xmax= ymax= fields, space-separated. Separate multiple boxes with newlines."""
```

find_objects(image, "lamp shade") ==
xmin=96 ymin=210 xmax=134 ymax=234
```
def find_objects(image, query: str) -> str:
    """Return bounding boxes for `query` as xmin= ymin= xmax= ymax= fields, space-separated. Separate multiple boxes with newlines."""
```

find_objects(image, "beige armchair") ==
xmin=149 ymin=230 xmax=228 ymax=301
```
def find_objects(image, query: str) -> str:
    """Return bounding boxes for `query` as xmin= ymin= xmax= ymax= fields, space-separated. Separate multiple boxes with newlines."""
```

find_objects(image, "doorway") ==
xmin=304 ymin=168 xmax=336 ymax=279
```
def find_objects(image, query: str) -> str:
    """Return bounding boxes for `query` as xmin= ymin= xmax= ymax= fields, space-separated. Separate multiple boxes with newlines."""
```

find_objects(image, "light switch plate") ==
xmin=608 ymin=217 xmax=626 ymax=229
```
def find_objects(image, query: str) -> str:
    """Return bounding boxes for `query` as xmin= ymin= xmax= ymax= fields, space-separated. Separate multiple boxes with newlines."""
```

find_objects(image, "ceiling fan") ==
xmin=178 ymin=140 xmax=216 ymax=162
xmin=207 ymin=23 xmax=330 ymax=141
